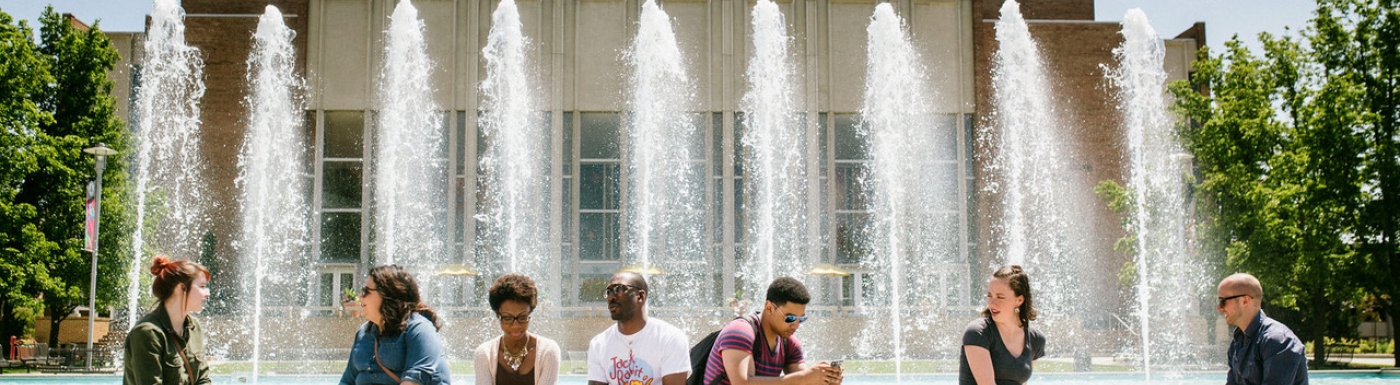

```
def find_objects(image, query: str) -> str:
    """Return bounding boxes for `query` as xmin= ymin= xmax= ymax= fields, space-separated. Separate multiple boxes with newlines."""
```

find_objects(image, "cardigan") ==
xmin=474 ymin=332 xmax=562 ymax=385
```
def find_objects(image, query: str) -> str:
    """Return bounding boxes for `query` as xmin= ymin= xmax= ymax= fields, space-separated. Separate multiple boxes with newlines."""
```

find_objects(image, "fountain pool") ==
xmin=1 ymin=371 xmax=1396 ymax=385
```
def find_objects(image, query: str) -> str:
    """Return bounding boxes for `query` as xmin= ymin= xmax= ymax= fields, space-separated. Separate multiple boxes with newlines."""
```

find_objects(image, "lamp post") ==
xmin=83 ymin=143 xmax=117 ymax=371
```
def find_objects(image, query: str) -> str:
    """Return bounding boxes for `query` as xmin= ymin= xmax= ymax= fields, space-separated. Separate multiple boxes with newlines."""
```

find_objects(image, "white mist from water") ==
xmin=1111 ymin=8 xmax=1210 ymax=374
xmin=861 ymin=4 xmax=943 ymax=379
xmin=237 ymin=6 xmax=311 ymax=382
xmin=740 ymin=0 xmax=807 ymax=302
xmin=375 ymin=0 xmax=447 ymax=268
xmin=625 ymin=0 xmax=708 ymax=315
xmin=129 ymin=0 xmax=207 ymax=329
xmin=988 ymin=0 xmax=1096 ymax=353
xmin=479 ymin=0 xmax=550 ymax=277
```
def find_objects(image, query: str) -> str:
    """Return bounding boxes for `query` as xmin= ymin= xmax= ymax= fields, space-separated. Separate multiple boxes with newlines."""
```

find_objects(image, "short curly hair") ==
xmin=488 ymin=274 xmax=538 ymax=313
xmin=766 ymin=277 xmax=811 ymax=306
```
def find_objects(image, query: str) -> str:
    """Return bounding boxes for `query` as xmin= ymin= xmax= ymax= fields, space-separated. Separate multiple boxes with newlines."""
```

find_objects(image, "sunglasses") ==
xmin=603 ymin=284 xmax=640 ymax=299
xmin=1217 ymin=294 xmax=1248 ymax=307
xmin=783 ymin=314 xmax=808 ymax=324
xmin=360 ymin=286 xmax=378 ymax=297
xmin=498 ymin=313 xmax=531 ymax=325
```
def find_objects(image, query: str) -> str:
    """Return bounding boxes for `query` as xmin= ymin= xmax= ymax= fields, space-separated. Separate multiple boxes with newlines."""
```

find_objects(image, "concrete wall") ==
xmin=303 ymin=0 xmax=975 ymax=113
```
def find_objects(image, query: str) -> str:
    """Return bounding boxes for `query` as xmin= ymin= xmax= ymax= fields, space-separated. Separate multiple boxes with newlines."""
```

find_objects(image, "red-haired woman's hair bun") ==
xmin=149 ymin=255 xmax=173 ymax=276
xmin=147 ymin=255 xmax=210 ymax=304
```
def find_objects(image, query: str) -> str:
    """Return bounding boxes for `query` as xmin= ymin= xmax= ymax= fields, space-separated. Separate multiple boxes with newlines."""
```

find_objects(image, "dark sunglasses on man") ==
xmin=1217 ymin=294 xmax=1247 ymax=308
xmin=603 ymin=284 xmax=640 ymax=299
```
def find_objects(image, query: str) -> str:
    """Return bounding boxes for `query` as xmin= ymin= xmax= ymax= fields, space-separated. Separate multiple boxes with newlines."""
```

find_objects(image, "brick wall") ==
xmin=176 ymin=0 xmax=310 ymax=270
xmin=975 ymin=0 xmax=1094 ymax=21
xmin=972 ymin=0 xmax=1132 ymax=315
xmin=35 ymin=316 xmax=111 ymax=345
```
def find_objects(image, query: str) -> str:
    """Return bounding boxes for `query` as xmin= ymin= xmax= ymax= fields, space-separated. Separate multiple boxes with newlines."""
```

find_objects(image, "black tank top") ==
xmin=496 ymin=360 xmax=534 ymax=385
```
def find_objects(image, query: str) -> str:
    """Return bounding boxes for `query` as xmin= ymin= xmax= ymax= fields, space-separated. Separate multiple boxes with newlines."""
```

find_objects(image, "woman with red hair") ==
xmin=123 ymin=255 xmax=213 ymax=385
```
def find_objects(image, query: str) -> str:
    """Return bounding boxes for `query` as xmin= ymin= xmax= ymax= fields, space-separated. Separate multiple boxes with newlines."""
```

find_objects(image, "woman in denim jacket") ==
xmin=340 ymin=265 xmax=452 ymax=385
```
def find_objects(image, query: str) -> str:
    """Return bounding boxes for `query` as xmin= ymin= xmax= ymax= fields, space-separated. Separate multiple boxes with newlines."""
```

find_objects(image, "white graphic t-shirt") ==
xmin=587 ymin=318 xmax=691 ymax=385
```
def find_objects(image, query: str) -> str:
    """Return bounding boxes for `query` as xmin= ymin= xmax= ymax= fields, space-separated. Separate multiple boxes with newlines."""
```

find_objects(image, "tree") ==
xmin=11 ymin=8 xmax=133 ymax=348
xmin=1170 ymin=28 xmax=1367 ymax=366
xmin=1309 ymin=0 xmax=1400 ymax=368
xmin=0 ymin=10 xmax=54 ymax=359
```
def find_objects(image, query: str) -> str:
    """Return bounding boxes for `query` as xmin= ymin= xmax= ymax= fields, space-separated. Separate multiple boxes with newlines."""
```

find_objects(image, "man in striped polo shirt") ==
xmin=702 ymin=277 xmax=843 ymax=385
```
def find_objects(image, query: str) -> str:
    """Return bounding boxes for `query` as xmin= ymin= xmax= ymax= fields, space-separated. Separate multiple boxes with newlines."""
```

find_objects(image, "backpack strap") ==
xmin=712 ymin=314 xmax=763 ymax=385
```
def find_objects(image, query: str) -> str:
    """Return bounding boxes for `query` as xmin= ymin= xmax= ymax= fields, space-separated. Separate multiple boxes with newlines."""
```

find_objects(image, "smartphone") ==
xmin=830 ymin=360 xmax=843 ymax=369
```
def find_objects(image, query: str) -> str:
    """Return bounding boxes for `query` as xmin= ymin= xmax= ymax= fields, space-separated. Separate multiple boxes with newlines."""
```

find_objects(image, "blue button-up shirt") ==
xmin=339 ymin=312 xmax=452 ymax=385
xmin=1227 ymin=310 xmax=1308 ymax=385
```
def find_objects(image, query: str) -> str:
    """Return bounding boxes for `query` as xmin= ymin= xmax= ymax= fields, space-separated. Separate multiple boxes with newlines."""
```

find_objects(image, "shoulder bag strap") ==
xmin=165 ymin=332 xmax=195 ymax=384
xmin=375 ymin=338 xmax=403 ymax=383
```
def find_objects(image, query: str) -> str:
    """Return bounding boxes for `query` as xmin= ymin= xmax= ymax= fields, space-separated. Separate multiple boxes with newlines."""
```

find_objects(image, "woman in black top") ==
xmin=960 ymin=265 xmax=1046 ymax=385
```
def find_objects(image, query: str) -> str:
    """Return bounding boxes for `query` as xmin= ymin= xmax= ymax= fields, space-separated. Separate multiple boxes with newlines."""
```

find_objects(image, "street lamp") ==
xmin=82 ymin=142 xmax=117 ymax=371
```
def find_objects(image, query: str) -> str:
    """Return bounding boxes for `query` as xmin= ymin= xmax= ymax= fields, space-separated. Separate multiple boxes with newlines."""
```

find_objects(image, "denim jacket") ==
xmin=1227 ymin=311 xmax=1308 ymax=385
xmin=339 ymin=312 xmax=451 ymax=385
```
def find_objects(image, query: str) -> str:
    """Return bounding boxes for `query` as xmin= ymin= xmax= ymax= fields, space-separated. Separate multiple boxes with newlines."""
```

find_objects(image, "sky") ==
xmin=2 ymin=0 xmax=1318 ymax=54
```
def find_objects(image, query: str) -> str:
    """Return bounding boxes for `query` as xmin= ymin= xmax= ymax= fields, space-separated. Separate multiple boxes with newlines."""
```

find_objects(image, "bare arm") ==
xmin=722 ymin=349 xmax=834 ymax=385
xmin=964 ymin=346 xmax=996 ymax=385
xmin=661 ymin=372 xmax=688 ymax=385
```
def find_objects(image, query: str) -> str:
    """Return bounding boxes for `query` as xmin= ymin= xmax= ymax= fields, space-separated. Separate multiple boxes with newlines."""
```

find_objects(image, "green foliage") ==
xmin=0 ymin=7 xmax=132 ymax=348
xmin=11 ymin=307 xmax=36 ymax=338
xmin=1310 ymin=0 xmax=1400 ymax=369
xmin=1093 ymin=180 xmax=1140 ymax=289
xmin=1169 ymin=0 xmax=1397 ymax=367
xmin=0 ymin=9 xmax=54 ymax=355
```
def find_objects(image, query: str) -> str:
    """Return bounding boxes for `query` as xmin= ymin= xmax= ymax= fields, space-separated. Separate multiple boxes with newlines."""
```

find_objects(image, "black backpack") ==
xmin=687 ymin=314 xmax=760 ymax=385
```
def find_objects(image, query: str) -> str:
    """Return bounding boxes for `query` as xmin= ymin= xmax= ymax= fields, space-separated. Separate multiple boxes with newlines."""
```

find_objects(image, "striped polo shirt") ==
xmin=702 ymin=313 xmax=805 ymax=385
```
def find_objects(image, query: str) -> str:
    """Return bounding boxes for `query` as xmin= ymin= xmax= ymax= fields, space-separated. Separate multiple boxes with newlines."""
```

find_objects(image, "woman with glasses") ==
xmin=474 ymin=274 xmax=561 ymax=385
xmin=339 ymin=265 xmax=451 ymax=385
xmin=959 ymin=265 xmax=1046 ymax=385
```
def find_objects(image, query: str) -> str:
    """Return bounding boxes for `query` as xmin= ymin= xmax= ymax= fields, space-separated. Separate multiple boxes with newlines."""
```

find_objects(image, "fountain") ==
xmin=985 ymin=0 xmax=1098 ymax=352
xmin=624 ymin=0 xmax=709 ymax=312
xmin=92 ymin=0 xmax=1233 ymax=382
xmin=374 ymin=0 xmax=448 ymax=268
xmin=1110 ymin=8 xmax=1213 ymax=373
xmin=129 ymin=0 xmax=207 ymax=329
xmin=858 ymin=3 xmax=953 ymax=378
xmin=236 ymin=5 xmax=311 ymax=381
xmin=478 ymin=0 xmax=551 ymax=277
xmin=739 ymin=0 xmax=809 ymax=300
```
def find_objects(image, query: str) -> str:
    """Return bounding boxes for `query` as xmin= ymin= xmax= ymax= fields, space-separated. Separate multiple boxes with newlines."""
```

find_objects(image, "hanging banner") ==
xmin=84 ymin=197 xmax=97 ymax=252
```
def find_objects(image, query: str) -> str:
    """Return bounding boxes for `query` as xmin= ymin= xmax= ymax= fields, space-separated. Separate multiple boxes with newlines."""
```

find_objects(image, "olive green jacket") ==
xmin=123 ymin=306 xmax=212 ymax=385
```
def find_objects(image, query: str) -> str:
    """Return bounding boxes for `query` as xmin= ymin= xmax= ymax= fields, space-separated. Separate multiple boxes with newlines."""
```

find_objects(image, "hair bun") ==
xmin=149 ymin=255 xmax=172 ymax=276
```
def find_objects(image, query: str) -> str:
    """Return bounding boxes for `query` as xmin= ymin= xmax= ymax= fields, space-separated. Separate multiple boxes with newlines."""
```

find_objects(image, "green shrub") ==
xmin=13 ymin=307 xmax=36 ymax=338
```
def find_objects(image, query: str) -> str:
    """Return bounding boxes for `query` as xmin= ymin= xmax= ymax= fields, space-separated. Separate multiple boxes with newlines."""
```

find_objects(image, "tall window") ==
xmin=572 ymin=112 xmax=622 ymax=304
xmin=314 ymin=110 xmax=366 ymax=308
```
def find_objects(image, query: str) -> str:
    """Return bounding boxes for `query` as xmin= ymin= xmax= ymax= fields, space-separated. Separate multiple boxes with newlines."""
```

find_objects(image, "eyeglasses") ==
xmin=498 ymin=313 xmax=531 ymax=325
xmin=603 ymin=284 xmax=640 ymax=299
xmin=783 ymin=314 xmax=808 ymax=324
xmin=1217 ymin=294 xmax=1248 ymax=308
xmin=360 ymin=286 xmax=379 ymax=297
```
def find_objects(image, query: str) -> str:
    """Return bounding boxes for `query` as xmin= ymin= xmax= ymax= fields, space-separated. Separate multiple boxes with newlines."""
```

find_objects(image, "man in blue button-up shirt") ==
xmin=1217 ymin=273 xmax=1308 ymax=385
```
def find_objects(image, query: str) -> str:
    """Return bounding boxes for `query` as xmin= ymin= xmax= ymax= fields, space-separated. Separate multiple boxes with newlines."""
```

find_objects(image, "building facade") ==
xmin=105 ymin=0 xmax=1201 ymax=356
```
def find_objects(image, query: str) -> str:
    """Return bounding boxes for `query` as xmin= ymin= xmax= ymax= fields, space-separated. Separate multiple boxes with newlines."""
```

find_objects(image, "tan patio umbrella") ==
xmin=802 ymin=263 xmax=852 ymax=277
xmin=617 ymin=263 xmax=666 ymax=275
xmin=436 ymin=263 xmax=481 ymax=276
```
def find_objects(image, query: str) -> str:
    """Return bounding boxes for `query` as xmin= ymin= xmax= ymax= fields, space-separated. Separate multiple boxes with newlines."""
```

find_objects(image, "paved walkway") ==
xmin=1334 ymin=354 xmax=1396 ymax=368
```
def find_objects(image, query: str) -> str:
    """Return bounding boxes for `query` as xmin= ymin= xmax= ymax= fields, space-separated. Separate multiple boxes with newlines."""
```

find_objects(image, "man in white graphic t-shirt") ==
xmin=587 ymin=271 xmax=691 ymax=385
